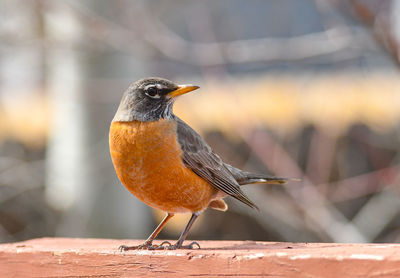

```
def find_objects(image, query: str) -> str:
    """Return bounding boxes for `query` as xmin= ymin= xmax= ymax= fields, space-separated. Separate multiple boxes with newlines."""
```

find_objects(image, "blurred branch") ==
xmin=0 ymin=1 xmax=379 ymax=66
xmin=305 ymin=130 xmax=337 ymax=188
xmin=352 ymin=186 xmax=400 ymax=241
xmin=230 ymin=188 xmax=319 ymax=241
xmin=0 ymin=158 xmax=44 ymax=203
xmin=241 ymin=129 xmax=367 ymax=243
xmin=38 ymin=0 xmax=375 ymax=66
xmin=329 ymin=164 xmax=400 ymax=202
xmin=346 ymin=0 xmax=400 ymax=67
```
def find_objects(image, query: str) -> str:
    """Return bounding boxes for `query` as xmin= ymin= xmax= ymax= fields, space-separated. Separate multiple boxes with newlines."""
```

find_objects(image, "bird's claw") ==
xmin=164 ymin=241 xmax=201 ymax=250
xmin=160 ymin=241 xmax=172 ymax=247
xmin=118 ymin=241 xmax=156 ymax=251
xmin=184 ymin=241 xmax=201 ymax=249
xmin=119 ymin=244 xmax=134 ymax=251
xmin=118 ymin=241 xmax=201 ymax=251
xmin=188 ymin=241 xmax=201 ymax=249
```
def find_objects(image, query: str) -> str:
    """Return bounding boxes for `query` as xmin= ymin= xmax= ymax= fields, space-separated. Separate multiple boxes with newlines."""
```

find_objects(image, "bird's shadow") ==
xmin=195 ymin=241 xmax=311 ymax=251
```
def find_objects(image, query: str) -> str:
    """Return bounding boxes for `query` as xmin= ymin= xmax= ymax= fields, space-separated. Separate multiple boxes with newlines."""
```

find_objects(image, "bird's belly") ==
xmin=109 ymin=120 xmax=216 ymax=213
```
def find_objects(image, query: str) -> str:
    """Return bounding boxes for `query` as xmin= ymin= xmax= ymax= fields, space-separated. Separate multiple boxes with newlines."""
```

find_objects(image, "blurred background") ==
xmin=1 ymin=0 xmax=400 ymax=244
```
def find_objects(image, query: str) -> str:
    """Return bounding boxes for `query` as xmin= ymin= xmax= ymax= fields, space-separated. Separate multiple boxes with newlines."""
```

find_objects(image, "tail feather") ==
xmin=224 ymin=163 xmax=299 ymax=186
xmin=240 ymin=175 xmax=301 ymax=185
xmin=236 ymin=173 xmax=289 ymax=185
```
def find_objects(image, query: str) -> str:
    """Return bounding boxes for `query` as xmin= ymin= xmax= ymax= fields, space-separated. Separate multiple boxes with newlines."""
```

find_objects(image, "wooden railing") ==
xmin=1 ymin=238 xmax=400 ymax=277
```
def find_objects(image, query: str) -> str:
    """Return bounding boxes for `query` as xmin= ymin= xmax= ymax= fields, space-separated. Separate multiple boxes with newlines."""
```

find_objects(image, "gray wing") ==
xmin=175 ymin=116 xmax=258 ymax=210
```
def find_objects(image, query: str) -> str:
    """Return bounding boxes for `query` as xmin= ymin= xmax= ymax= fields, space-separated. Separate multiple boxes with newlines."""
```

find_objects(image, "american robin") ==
xmin=109 ymin=77 xmax=291 ymax=250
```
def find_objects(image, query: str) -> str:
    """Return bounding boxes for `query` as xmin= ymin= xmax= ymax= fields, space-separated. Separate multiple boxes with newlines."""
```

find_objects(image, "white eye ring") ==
xmin=144 ymin=85 xmax=161 ymax=98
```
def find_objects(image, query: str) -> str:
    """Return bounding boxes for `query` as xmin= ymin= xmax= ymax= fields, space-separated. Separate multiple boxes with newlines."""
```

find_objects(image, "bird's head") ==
xmin=113 ymin=77 xmax=199 ymax=122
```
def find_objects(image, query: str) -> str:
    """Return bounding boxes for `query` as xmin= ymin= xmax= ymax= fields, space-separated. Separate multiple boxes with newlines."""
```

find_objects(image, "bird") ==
xmin=109 ymin=77 xmax=292 ymax=250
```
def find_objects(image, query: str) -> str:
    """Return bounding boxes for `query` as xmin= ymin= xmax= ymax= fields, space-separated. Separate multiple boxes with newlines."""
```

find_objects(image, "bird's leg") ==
xmin=119 ymin=213 xmax=174 ymax=251
xmin=166 ymin=212 xmax=201 ymax=250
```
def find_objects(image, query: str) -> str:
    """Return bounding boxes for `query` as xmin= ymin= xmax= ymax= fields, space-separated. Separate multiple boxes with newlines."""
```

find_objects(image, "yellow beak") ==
xmin=167 ymin=84 xmax=199 ymax=98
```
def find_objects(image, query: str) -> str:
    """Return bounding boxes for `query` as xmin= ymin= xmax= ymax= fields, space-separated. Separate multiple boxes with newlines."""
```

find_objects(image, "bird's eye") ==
xmin=145 ymin=86 xmax=160 ymax=98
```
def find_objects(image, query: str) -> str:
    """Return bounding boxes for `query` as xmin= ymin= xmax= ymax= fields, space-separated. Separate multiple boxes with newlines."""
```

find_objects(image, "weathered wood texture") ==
xmin=1 ymin=238 xmax=400 ymax=277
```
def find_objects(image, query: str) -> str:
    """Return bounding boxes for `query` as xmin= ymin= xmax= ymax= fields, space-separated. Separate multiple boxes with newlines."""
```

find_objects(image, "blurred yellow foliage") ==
xmin=176 ymin=74 xmax=400 ymax=136
xmin=0 ymin=74 xmax=399 ymax=148
xmin=0 ymin=90 xmax=50 ymax=148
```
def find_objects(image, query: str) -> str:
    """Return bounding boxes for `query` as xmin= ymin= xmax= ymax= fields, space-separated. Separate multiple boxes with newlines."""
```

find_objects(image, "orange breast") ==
xmin=109 ymin=120 xmax=217 ymax=213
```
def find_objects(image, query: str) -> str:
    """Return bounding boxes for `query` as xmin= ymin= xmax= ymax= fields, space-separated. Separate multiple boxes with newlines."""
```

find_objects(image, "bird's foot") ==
xmin=118 ymin=240 xmax=174 ymax=251
xmin=118 ymin=240 xmax=154 ymax=251
xmin=164 ymin=241 xmax=201 ymax=250
xmin=119 ymin=241 xmax=200 ymax=251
